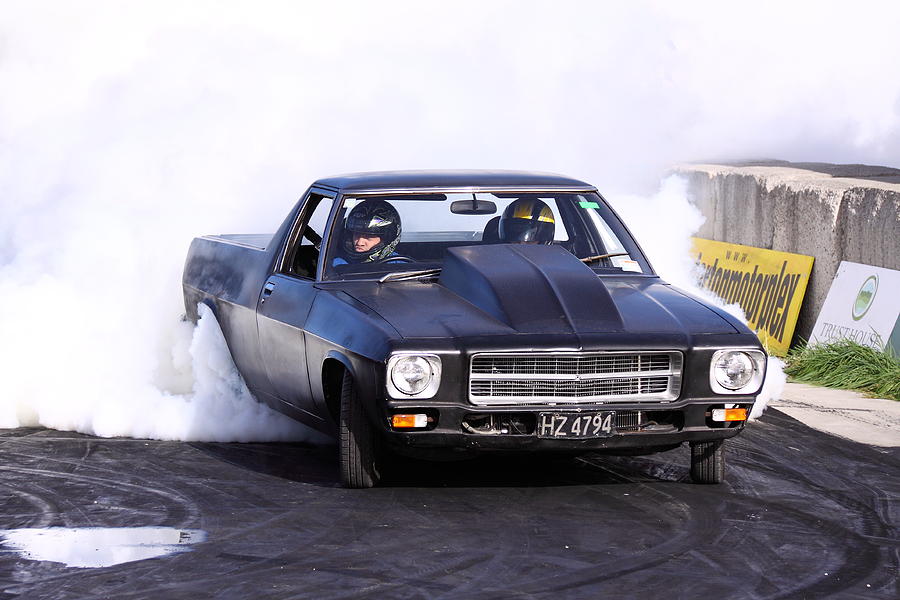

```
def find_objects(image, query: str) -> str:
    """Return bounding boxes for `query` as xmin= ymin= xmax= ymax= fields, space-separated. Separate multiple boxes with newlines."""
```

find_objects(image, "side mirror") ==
xmin=451 ymin=199 xmax=497 ymax=215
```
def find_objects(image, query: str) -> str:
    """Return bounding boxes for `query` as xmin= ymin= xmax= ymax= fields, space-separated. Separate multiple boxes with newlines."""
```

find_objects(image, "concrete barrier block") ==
xmin=675 ymin=162 xmax=900 ymax=343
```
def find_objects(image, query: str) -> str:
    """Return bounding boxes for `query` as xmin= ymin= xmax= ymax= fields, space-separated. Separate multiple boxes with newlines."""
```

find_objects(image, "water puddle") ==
xmin=0 ymin=527 xmax=207 ymax=568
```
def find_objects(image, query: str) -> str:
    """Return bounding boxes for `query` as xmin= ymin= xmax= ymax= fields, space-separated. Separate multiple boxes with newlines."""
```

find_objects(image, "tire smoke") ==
xmin=1 ymin=1 xmax=893 ymax=438
xmin=608 ymin=175 xmax=787 ymax=419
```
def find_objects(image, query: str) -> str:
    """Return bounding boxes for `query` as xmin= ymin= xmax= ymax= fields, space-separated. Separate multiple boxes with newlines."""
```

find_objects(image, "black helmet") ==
xmin=341 ymin=199 xmax=402 ymax=263
xmin=499 ymin=198 xmax=555 ymax=244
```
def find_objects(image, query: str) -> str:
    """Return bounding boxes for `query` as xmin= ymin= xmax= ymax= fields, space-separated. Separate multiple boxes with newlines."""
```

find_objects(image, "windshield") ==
xmin=322 ymin=191 xmax=651 ymax=280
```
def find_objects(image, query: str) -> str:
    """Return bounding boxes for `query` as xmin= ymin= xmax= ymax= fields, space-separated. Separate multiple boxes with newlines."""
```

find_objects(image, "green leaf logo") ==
xmin=852 ymin=275 xmax=878 ymax=321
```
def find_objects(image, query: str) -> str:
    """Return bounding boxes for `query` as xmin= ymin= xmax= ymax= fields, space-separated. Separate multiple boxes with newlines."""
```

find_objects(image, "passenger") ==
xmin=333 ymin=199 xmax=403 ymax=265
xmin=498 ymin=198 xmax=555 ymax=244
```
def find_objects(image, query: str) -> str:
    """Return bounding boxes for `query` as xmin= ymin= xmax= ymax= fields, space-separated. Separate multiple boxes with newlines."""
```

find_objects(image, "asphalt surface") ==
xmin=1 ymin=410 xmax=897 ymax=600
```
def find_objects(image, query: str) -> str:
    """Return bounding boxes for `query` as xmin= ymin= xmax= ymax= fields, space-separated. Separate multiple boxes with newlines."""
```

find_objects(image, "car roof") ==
xmin=312 ymin=170 xmax=596 ymax=193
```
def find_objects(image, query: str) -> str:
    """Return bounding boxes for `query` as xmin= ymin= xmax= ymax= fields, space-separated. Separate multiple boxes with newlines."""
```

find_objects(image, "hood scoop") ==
xmin=438 ymin=244 xmax=624 ymax=334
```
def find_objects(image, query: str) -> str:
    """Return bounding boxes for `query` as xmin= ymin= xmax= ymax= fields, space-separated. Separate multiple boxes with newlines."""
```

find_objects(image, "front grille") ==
xmin=471 ymin=354 xmax=672 ymax=375
xmin=470 ymin=376 xmax=671 ymax=398
xmin=469 ymin=351 xmax=682 ymax=406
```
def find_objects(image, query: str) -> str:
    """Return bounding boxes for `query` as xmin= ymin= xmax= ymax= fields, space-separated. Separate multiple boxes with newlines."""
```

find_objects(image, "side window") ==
xmin=583 ymin=204 xmax=644 ymax=273
xmin=302 ymin=196 xmax=333 ymax=246
xmin=282 ymin=193 xmax=334 ymax=279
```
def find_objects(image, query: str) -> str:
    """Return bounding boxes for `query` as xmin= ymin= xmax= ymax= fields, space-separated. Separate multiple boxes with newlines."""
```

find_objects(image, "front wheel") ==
xmin=339 ymin=370 xmax=381 ymax=488
xmin=689 ymin=439 xmax=725 ymax=484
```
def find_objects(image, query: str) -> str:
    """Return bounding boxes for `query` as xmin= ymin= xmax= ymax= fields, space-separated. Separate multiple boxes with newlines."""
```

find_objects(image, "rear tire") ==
xmin=339 ymin=370 xmax=381 ymax=488
xmin=690 ymin=439 xmax=725 ymax=484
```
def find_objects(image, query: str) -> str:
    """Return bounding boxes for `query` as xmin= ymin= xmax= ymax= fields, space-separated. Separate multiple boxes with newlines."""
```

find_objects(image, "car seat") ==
xmin=481 ymin=216 xmax=501 ymax=242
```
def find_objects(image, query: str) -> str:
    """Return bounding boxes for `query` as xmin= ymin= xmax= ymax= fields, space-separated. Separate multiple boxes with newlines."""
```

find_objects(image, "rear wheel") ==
xmin=339 ymin=370 xmax=381 ymax=488
xmin=690 ymin=439 xmax=725 ymax=484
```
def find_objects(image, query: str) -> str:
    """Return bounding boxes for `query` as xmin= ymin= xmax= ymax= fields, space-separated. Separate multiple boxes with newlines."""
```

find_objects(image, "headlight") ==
xmin=386 ymin=353 xmax=442 ymax=399
xmin=709 ymin=349 xmax=766 ymax=394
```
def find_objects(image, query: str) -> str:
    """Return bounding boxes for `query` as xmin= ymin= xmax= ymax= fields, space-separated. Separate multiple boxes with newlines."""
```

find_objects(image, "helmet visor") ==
xmin=346 ymin=213 xmax=396 ymax=235
xmin=500 ymin=218 xmax=554 ymax=243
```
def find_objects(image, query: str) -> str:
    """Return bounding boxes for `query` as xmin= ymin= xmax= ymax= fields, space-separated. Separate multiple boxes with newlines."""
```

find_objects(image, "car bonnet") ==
xmin=332 ymin=244 xmax=739 ymax=339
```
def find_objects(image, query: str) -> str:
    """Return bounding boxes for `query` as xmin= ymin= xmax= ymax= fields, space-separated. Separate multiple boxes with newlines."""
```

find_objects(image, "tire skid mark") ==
xmin=566 ymin=447 xmax=892 ymax=599
xmin=749 ymin=471 xmax=894 ymax=598
xmin=0 ymin=417 xmax=897 ymax=599
xmin=732 ymin=448 xmax=895 ymax=542
xmin=728 ymin=497 xmax=868 ymax=598
xmin=728 ymin=424 xmax=897 ymax=598
xmin=0 ymin=486 xmax=58 ymax=528
xmin=485 ymin=458 xmax=719 ymax=595
xmin=0 ymin=443 xmax=168 ymax=484
xmin=83 ymin=549 xmax=487 ymax=600
xmin=309 ymin=555 xmax=489 ymax=600
xmin=0 ymin=465 xmax=202 ymax=528
xmin=30 ymin=482 xmax=97 ymax=529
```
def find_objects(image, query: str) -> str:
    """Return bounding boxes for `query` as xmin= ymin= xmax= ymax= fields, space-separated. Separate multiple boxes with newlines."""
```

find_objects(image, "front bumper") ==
xmin=379 ymin=400 xmax=752 ymax=454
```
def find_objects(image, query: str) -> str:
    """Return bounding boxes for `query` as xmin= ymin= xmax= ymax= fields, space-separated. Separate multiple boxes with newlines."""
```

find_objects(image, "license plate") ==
xmin=537 ymin=412 xmax=616 ymax=439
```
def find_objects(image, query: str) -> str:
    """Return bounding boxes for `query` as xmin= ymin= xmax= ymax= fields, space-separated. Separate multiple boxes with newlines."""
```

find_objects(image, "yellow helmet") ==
xmin=499 ymin=198 xmax=555 ymax=244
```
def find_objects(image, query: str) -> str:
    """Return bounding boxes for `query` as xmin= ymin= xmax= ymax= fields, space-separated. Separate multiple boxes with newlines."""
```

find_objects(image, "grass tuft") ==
xmin=785 ymin=339 xmax=900 ymax=401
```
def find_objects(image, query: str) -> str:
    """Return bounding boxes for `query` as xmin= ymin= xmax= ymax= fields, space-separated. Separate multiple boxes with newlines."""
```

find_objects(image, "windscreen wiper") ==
xmin=581 ymin=252 xmax=629 ymax=264
xmin=378 ymin=268 xmax=443 ymax=283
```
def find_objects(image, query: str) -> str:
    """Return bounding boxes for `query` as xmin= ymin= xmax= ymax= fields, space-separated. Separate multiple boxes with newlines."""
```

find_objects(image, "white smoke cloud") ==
xmin=1 ymin=1 xmax=896 ymax=439
xmin=609 ymin=174 xmax=787 ymax=419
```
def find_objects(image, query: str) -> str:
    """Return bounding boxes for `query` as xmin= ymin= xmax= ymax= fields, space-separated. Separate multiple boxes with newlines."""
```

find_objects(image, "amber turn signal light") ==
xmin=711 ymin=408 xmax=747 ymax=422
xmin=392 ymin=414 xmax=428 ymax=428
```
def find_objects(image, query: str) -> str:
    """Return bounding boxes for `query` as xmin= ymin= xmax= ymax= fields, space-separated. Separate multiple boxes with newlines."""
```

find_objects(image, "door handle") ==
xmin=261 ymin=281 xmax=276 ymax=303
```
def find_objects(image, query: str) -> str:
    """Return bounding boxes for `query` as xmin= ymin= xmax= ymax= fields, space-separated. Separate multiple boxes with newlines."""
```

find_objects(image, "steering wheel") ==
xmin=387 ymin=255 xmax=415 ymax=263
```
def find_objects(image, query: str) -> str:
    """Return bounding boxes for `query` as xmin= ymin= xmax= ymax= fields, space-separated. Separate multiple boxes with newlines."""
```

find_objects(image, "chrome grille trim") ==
xmin=468 ymin=351 xmax=683 ymax=406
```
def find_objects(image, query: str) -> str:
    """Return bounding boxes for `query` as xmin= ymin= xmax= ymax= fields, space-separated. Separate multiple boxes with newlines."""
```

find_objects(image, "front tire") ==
xmin=339 ymin=370 xmax=381 ymax=488
xmin=690 ymin=439 xmax=725 ymax=484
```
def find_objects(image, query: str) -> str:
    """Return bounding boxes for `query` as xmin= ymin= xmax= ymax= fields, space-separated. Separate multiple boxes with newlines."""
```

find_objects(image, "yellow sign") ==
xmin=690 ymin=238 xmax=814 ymax=356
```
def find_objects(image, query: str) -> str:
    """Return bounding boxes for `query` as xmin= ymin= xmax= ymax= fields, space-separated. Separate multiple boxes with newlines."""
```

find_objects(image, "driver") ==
xmin=333 ymin=199 xmax=403 ymax=265
xmin=499 ymin=198 xmax=555 ymax=244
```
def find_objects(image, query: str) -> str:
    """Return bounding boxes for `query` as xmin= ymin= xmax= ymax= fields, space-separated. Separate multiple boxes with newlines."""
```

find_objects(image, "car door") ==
xmin=256 ymin=190 xmax=335 ymax=419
